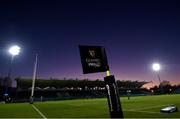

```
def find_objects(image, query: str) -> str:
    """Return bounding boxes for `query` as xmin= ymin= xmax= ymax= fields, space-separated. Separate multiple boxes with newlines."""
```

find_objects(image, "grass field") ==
xmin=0 ymin=94 xmax=179 ymax=118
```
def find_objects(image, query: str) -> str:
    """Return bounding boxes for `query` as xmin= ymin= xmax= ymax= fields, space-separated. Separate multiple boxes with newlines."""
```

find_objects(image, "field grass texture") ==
xmin=0 ymin=94 xmax=179 ymax=118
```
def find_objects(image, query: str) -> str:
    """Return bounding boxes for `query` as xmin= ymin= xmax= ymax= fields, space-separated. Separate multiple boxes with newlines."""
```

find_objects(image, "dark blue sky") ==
xmin=0 ymin=0 xmax=179 ymax=86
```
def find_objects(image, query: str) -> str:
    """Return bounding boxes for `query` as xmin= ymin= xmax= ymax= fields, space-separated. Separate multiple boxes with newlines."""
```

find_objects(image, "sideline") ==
xmin=32 ymin=104 xmax=47 ymax=119
xmin=123 ymin=104 xmax=174 ymax=114
xmin=129 ymin=104 xmax=173 ymax=111
xmin=124 ymin=110 xmax=160 ymax=114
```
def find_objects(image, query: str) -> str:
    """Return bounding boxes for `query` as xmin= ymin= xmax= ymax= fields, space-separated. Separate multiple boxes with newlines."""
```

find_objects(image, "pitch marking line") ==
xmin=130 ymin=104 xmax=173 ymax=111
xmin=124 ymin=110 xmax=160 ymax=114
xmin=123 ymin=104 xmax=174 ymax=114
xmin=32 ymin=104 xmax=47 ymax=119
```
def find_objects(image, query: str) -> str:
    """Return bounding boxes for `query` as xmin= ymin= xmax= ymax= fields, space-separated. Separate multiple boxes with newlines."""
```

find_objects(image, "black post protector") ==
xmin=104 ymin=75 xmax=124 ymax=119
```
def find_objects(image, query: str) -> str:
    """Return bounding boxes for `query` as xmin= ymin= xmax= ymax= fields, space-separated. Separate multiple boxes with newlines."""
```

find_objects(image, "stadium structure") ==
xmin=0 ymin=77 xmax=150 ymax=102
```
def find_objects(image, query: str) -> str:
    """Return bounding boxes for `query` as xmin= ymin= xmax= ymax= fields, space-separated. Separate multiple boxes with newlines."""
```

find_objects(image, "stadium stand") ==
xmin=0 ymin=77 xmax=151 ymax=102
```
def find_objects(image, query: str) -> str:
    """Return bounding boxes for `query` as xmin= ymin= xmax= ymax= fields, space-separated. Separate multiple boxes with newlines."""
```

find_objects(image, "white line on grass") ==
xmin=123 ymin=104 xmax=175 ymax=114
xmin=32 ymin=104 xmax=47 ymax=119
xmin=130 ymin=104 xmax=173 ymax=111
xmin=124 ymin=110 xmax=160 ymax=114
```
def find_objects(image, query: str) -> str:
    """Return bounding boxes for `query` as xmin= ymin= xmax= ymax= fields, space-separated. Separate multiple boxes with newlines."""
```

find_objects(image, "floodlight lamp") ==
xmin=8 ymin=45 xmax=21 ymax=56
xmin=152 ymin=63 xmax=160 ymax=71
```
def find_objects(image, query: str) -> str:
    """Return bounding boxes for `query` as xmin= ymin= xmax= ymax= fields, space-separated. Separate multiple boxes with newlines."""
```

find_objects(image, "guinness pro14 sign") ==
xmin=79 ymin=45 xmax=109 ymax=74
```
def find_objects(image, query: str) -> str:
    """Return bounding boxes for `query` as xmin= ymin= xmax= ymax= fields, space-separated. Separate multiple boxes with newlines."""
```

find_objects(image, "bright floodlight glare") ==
xmin=152 ymin=63 xmax=160 ymax=71
xmin=8 ymin=45 xmax=21 ymax=56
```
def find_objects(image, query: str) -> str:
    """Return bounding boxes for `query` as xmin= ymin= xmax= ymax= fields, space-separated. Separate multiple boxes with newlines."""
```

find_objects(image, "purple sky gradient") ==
xmin=0 ymin=0 xmax=180 ymax=88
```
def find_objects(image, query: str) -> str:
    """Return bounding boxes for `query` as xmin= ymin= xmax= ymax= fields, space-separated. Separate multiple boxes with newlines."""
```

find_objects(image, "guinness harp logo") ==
xmin=89 ymin=50 xmax=95 ymax=58
xmin=79 ymin=45 xmax=109 ymax=74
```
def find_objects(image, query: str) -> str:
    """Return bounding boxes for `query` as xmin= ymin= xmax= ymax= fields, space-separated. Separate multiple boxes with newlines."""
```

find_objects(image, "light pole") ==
xmin=8 ymin=45 xmax=21 ymax=78
xmin=152 ymin=63 xmax=163 ymax=94
xmin=4 ymin=45 xmax=21 ymax=103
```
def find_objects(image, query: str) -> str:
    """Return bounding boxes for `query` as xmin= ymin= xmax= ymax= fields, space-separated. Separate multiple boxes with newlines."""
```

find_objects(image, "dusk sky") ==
xmin=0 ymin=0 xmax=179 ymax=87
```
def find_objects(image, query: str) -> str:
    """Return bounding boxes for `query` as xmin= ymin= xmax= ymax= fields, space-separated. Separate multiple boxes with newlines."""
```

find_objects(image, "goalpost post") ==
xmin=30 ymin=53 xmax=38 ymax=104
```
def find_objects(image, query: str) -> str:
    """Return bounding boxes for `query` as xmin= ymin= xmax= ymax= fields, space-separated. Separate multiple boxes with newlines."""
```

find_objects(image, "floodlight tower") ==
xmin=152 ymin=63 xmax=163 ymax=94
xmin=8 ymin=45 xmax=21 ymax=78
xmin=3 ymin=45 xmax=21 ymax=103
